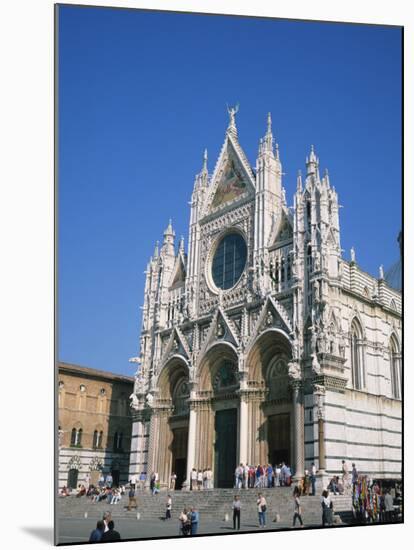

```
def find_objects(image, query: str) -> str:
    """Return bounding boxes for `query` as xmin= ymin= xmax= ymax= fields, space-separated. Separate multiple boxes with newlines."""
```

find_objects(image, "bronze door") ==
xmin=268 ymin=413 xmax=290 ymax=466
xmin=214 ymin=408 xmax=237 ymax=488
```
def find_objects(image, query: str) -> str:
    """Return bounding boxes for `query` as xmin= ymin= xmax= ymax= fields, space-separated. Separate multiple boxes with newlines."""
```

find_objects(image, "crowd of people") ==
xmin=61 ymin=458 xmax=400 ymax=537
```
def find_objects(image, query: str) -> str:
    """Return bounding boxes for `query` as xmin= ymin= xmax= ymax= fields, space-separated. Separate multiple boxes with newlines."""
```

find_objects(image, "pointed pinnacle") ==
xmin=267 ymin=112 xmax=272 ymax=134
xmin=202 ymin=148 xmax=208 ymax=172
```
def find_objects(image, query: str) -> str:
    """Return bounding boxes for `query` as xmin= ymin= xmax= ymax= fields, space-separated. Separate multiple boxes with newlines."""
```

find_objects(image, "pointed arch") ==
xmin=157 ymin=356 xmax=190 ymax=403
xmin=350 ymin=317 xmax=366 ymax=390
xmin=197 ymin=341 xmax=239 ymax=392
xmin=389 ymin=333 xmax=401 ymax=399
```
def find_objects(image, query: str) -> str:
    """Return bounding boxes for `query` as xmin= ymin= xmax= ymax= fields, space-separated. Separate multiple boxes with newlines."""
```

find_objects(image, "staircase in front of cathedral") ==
xmin=57 ymin=487 xmax=353 ymax=526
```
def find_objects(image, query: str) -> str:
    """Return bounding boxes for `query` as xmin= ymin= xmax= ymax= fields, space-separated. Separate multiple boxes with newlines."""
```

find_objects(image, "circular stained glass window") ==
xmin=211 ymin=232 xmax=247 ymax=290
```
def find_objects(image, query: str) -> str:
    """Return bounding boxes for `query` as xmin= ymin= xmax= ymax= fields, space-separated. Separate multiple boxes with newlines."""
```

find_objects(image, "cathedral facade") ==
xmin=129 ymin=110 xmax=402 ymax=490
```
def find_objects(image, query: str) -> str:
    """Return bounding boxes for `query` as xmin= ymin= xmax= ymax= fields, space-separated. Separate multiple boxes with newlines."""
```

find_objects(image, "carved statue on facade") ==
xmin=266 ymin=310 xmax=274 ymax=326
xmin=288 ymin=360 xmax=301 ymax=380
xmin=227 ymin=103 xmax=239 ymax=126
xmin=311 ymin=353 xmax=321 ymax=375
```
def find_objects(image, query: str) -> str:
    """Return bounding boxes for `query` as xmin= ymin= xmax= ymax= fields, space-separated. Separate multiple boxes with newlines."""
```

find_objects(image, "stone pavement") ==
xmin=57 ymin=515 xmax=339 ymax=545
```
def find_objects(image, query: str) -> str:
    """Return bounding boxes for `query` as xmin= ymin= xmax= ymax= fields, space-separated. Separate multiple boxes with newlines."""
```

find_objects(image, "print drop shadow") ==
xmin=20 ymin=526 xmax=54 ymax=544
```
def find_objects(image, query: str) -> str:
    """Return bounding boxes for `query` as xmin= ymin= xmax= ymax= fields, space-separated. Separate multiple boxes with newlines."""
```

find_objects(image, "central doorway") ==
xmin=214 ymin=408 xmax=237 ymax=488
xmin=171 ymin=427 xmax=188 ymax=490
xmin=268 ymin=413 xmax=290 ymax=466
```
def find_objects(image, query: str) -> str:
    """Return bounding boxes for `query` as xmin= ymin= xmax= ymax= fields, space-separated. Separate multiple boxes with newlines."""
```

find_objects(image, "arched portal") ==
xmin=246 ymin=329 xmax=293 ymax=468
xmin=154 ymin=356 xmax=190 ymax=489
xmin=196 ymin=343 xmax=239 ymax=488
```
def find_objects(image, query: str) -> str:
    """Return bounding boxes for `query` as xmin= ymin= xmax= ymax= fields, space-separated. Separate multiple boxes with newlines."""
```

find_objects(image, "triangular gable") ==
xmin=203 ymin=134 xmax=255 ymax=216
xmin=246 ymin=295 xmax=293 ymax=351
xmin=197 ymin=307 xmax=240 ymax=364
xmin=169 ymin=254 xmax=186 ymax=289
xmin=269 ymin=207 xmax=293 ymax=247
xmin=160 ymin=326 xmax=191 ymax=367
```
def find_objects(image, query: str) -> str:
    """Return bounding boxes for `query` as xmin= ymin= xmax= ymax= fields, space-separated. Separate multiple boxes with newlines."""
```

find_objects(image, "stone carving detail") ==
xmin=68 ymin=455 xmax=81 ymax=470
xmin=216 ymin=321 xmax=225 ymax=338
xmin=288 ymin=360 xmax=301 ymax=380
xmin=90 ymin=457 xmax=103 ymax=471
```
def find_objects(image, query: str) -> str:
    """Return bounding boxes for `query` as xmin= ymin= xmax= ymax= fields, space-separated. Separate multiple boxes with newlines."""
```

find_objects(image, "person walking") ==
xmin=257 ymin=493 xmax=267 ymax=528
xmin=179 ymin=509 xmax=191 ymax=536
xmin=292 ymin=487 xmax=304 ymax=527
xmin=232 ymin=495 xmax=241 ymax=530
xmin=190 ymin=506 xmax=199 ymax=535
xmin=101 ymin=520 xmax=121 ymax=541
xmin=150 ymin=472 xmax=155 ymax=494
xmin=165 ymin=494 xmax=172 ymax=520
xmin=89 ymin=520 xmax=105 ymax=542
xmin=127 ymin=486 xmax=137 ymax=511
xmin=130 ymin=474 xmax=136 ymax=490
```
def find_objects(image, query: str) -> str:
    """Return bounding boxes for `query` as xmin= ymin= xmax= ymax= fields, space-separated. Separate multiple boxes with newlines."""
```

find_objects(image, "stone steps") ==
xmin=58 ymin=488 xmax=352 ymax=524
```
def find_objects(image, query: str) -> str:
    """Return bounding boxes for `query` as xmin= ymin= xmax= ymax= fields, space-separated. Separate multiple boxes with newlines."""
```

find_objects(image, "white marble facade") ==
xmin=129 ymin=110 xmax=402 ymax=489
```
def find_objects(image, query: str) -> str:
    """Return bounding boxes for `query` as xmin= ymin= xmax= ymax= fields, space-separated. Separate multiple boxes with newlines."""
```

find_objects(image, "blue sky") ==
xmin=58 ymin=6 xmax=402 ymax=376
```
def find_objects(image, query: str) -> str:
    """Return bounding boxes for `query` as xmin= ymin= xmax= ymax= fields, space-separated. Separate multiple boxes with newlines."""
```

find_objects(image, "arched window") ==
xmin=306 ymin=200 xmax=311 ymax=229
xmin=390 ymin=299 xmax=397 ymax=312
xmin=113 ymin=431 xmax=123 ymax=451
xmin=389 ymin=336 xmax=401 ymax=399
xmin=93 ymin=430 xmax=99 ymax=448
xmin=70 ymin=428 xmax=77 ymax=446
xmin=350 ymin=319 xmax=365 ymax=390
xmin=98 ymin=431 xmax=103 ymax=448
xmin=77 ymin=428 xmax=83 ymax=446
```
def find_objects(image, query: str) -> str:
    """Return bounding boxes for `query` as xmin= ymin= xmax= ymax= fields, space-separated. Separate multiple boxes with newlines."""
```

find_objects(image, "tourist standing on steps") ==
xmin=351 ymin=463 xmax=358 ymax=489
xmin=257 ymin=493 xmax=267 ymax=528
xmin=341 ymin=460 xmax=349 ymax=491
xmin=274 ymin=464 xmax=281 ymax=487
xmin=139 ymin=471 xmax=146 ymax=491
xmin=190 ymin=506 xmax=199 ymax=535
xmin=321 ymin=490 xmax=333 ymax=526
xmin=232 ymin=495 xmax=241 ymax=530
xmin=191 ymin=468 xmax=197 ymax=491
xmin=197 ymin=469 xmax=203 ymax=490
xmin=170 ymin=472 xmax=177 ymax=491
xmin=165 ymin=494 xmax=172 ymax=520
xmin=310 ymin=463 xmax=316 ymax=496
xmin=292 ymin=487 xmax=304 ymax=527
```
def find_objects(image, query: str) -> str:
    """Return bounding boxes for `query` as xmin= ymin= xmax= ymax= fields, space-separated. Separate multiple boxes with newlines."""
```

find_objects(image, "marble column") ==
xmin=145 ymin=409 xmax=161 ymax=488
xmin=186 ymin=402 xmax=197 ymax=485
xmin=291 ymin=379 xmax=304 ymax=480
xmin=314 ymin=385 xmax=326 ymax=472
xmin=238 ymin=395 xmax=248 ymax=465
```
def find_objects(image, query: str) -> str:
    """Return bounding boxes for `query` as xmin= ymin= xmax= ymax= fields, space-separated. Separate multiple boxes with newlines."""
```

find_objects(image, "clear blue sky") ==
xmin=58 ymin=6 xmax=402 ymax=376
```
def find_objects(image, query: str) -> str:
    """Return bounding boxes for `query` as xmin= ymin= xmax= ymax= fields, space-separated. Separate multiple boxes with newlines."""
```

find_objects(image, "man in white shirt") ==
xmin=191 ymin=468 xmax=197 ymax=491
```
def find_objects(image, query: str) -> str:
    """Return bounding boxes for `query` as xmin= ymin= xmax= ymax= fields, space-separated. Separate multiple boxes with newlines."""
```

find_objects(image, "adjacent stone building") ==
xmin=58 ymin=362 xmax=134 ymax=489
xmin=129 ymin=109 xmax=402 ymax=490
